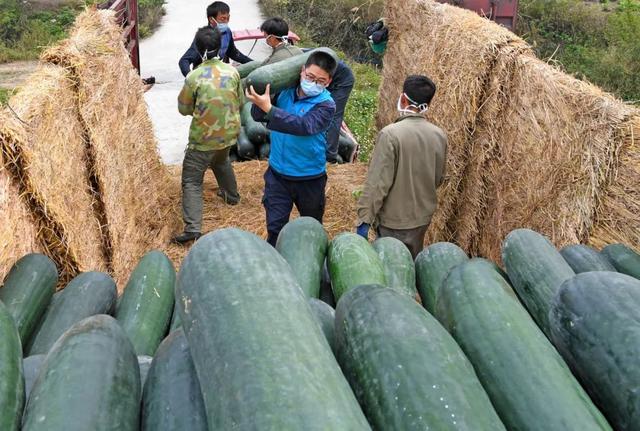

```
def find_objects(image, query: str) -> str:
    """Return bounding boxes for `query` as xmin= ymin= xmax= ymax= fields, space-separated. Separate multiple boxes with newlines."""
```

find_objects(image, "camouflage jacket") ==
xmin=178 ymin=58 xmax=243 ymax=151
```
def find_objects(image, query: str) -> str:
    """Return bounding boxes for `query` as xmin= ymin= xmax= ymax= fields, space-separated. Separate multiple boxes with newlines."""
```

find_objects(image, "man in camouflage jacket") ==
xmin=173 ymin=26 xmax=243 ymax=244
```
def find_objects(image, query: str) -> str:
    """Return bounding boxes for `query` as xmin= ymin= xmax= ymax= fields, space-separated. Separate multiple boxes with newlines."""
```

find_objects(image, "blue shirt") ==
xmin=252 ymin=88 xmax=336 ymax=178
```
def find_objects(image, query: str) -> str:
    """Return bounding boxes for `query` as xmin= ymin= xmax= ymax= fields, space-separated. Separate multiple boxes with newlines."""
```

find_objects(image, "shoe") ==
xmin=172 ymin=231 xmax=202 ymax=244
xmin=216 ymin=189 xmax=240 ymax=206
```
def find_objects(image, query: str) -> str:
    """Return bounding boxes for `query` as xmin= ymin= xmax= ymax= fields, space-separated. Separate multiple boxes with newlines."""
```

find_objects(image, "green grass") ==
xmin=0 ymin=87 xmax=10 ymax=105
xmin=0 ymin=0 xmax=165 ymax=63
xmin=343 ymin=61 xmax=381 ymax=162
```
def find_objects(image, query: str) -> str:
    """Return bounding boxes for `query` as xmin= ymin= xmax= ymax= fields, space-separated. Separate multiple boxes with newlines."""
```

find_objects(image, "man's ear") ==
xmin=208 ymin=16 xmax=216 ymax=26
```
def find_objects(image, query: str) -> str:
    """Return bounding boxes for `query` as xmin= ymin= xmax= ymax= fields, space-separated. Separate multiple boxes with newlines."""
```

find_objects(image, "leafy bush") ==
xmin=519 ymin=0 xmax=640 ymax=102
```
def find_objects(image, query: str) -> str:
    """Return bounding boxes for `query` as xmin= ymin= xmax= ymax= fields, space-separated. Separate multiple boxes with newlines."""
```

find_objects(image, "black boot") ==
xmin=216 ymin=189 xmax=240 ymax=206
xmin=172 ymin=231 xmax=202 ymax=244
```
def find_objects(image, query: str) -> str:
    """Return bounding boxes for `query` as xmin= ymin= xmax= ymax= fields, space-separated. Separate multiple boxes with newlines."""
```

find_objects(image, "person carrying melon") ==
xmin=258 ymin=17 xmax=355 ymax=164
xmin=178 ymin=1 xmax=253 ymax=77
xmin=172 ymin=26 xmax=243 ymax=245
xmin=356 ymin=75 xmax=447 ymax=258
xmin=245 ymin=51 xmax=338 ymax=246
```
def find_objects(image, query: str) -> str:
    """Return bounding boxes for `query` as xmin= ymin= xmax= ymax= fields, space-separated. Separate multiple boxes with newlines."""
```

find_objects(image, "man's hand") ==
xmin=245 ymin=84 xmax=272 ymax=114
xmin=356 ymin=223 xmax=370 ymax=240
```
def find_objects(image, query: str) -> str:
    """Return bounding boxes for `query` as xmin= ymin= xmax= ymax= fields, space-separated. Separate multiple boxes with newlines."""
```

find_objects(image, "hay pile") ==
xmin=0 ymin=65 xmax=107 ymax=281
xmin=42 ymin=10 xmax=178 ymax=286
xmin=378 ymin=0 xmax=530 ymax=245
xmin=0 ymin=145 xmax=41 ymax=277
xmin=473 ymin=55 xmax=637 ymax=261
xmin=590 ymin=116 xmax=640 ymax=249
xmin=162 ymin=161 xmax=368 ymax=267
xmin=380 ymin=0 xmax=640 ymax=259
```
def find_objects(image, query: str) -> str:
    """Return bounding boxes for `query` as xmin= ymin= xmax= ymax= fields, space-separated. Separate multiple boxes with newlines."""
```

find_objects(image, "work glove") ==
xmin=356 ymin=223 xmax=370 ymax=239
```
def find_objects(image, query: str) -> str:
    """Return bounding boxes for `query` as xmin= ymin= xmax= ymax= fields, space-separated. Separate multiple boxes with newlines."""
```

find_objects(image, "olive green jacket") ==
xmin=262 ymin=43 xmax=304 ymax=66
xmin=357 ymin=114 xmax=447 ymax=229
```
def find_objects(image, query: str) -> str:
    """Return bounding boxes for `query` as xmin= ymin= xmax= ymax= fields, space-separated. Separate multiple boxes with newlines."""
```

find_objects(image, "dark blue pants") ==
xmin=263 ymin=167 xmax=327 ymax=246
xmin=326 ymin=84 xmax=354 ymax=162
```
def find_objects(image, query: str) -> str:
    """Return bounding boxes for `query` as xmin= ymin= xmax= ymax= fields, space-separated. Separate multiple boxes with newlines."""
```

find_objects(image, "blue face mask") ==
xmin=216 ymin=23 xmax=229 ymax=33
xmin=300 ymin=79 xmax=325 ymax=97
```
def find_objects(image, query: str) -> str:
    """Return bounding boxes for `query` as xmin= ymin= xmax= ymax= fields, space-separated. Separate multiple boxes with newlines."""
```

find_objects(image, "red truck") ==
xmin=437 ymin=0 xmax=518 ymax=29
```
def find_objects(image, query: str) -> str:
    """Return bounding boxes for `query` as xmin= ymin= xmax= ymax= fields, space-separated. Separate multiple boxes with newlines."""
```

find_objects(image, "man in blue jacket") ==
xmin=246 ymin=51 xmax=337 ymax=246
xmin=179 ymin=1 xmax=252 ymax=77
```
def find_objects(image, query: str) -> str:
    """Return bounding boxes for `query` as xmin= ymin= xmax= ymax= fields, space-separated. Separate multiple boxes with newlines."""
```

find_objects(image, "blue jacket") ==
xmin=179 ymin=26 xmax=252 ymax=77
xmin=252 ymin=88 xmax=336 ymax=178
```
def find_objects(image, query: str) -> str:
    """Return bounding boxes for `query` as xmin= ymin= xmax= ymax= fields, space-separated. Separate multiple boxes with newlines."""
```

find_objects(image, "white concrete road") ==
xmin=140 ymin=0 xmax=271 ymax=165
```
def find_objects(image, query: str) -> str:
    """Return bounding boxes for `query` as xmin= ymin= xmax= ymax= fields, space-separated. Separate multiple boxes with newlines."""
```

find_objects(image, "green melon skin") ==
xmin=169 ymin=299 xmax=181 ymax=333
xmin=23 ymin=355 xmax=44 ymax=400
xmin=0 ymin=253 xmax=58 ymax=347
xmin=0 ymin=300 xmax=24 ymax=431
xmin=116 ymin=250 xmax=176 ymax=356
xmin=437 ymin=259 xmax=611 ymax=431
xmin=328 ymin=232 xmax=386 ymax=300
xmin=138 ymin=355 xmax=153 ymax=388
xmin=601 ymin=243 xmax=640 ymax=279
xmin=502 ymin=228 xmax=575 ymax=337
xmin=245 ymin=47 xmax=339 ymax=94
xmin=241 ymin=102 xmax=269 ymax=145
xmin=22 ymin=315 xmax=140 ymax=431
xmin=236 ymin=59 xmax=262 ymax=79
xmin=372 ymin=236 xmax=417 ymax=298
xmin=176 ymin=228 xmax=370 ymax=430
xmin=276 ymin=217 xmax=329 ymax=298
xmin=141 ymin=329 xmax=207 ymax=431
xmin=560 ymin=244 xmax=616 ymax=273
xmin=308 ymin=298 xmax=336 ymax=352
xmin=336 ymin=284 xmax=505 ymax=431
xmin=27 ymin=271 xmax=117 ymax=355
xmin=415 ymin=242 xmax=468 ymax=313
xmin=550 ymin=271 xmax=640 ymax=431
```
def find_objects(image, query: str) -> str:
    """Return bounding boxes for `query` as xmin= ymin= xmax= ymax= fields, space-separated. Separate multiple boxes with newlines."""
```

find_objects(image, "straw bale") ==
xmin=43 ymin=10 xmax=178 ymax=287
xmin=0 ymin=65 xmax=106 ymax=279
xmin=474 ymin=55 xmax=637 ymax=262
xmin=377 ymin=0 xmax=530 ymax=244
xmin=162 ymin=161 xmax=368 ymax=268
xmin=0 ymin=146 xmax=42 ymax=279
xmin=589 ymin=115 xmax=640 ymax=251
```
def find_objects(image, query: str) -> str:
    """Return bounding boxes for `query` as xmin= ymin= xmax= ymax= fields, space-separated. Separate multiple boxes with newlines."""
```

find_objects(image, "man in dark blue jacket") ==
xmin=246 ymin=51 xmax=337 ymax=246
xmin=179 ymin=1 xmax=252 ymax=77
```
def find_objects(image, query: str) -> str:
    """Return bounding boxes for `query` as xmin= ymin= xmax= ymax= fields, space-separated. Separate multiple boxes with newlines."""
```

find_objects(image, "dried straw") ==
xmin=0 ymin=65 xmax=107 ymax=281
xmin=378 ymin=0 xmax=530 ymax=245
xmin=0 ymin=144 xmax=42 ymax=279
xmin=42 ymin=10 xmax=178 ymax=287
xmin=162 ymin=161 xmax=368 ymax=268
xmin=589 ymin=115 xmax=640 ymax=251
xmin=473 ymin=55 xmax=637 ymax=262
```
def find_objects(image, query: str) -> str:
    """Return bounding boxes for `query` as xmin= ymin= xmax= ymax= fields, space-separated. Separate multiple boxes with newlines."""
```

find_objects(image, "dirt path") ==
xmin=0 ymin=61 xmax=38 ymax=90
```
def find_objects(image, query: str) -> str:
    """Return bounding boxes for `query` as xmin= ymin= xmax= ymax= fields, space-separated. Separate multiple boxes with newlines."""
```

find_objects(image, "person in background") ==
xmin=179 ymin=1 xmax=252 ymax=77
xmin=324 ymin=58 xmax=355 ymax=163
xmin=356 ymin=75 xmax=447 ymax=258
xmin=260 ymin=17 xmax=303 ymax=66
xmin=245 ymin=51 xmax=338 ymax=246
xmin=173 ymin=26 xmax=243 ymax=244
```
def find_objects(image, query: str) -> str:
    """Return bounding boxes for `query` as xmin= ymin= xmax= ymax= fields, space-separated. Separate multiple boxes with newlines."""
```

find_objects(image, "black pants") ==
xmin=326 ymin=84 xmax=354 ymax=162
xmin=263 ymin=167 xmax=327 ymax=246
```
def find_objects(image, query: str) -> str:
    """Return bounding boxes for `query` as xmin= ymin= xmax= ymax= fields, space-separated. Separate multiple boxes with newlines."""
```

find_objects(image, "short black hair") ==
xmin=207 ymin=1 xmax=230 ymax=19
xmin=260 ymin=17 xmax=289 ymax=38
xmin=305 ymin=51 xmax=338 ymax=77
xmin=195 ymin=26 xmax=221 ymax=56
xmin=403 ymin=75 xmax=436 ymax=105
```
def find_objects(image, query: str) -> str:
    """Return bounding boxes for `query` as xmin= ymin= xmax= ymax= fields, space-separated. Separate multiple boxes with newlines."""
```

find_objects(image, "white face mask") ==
xmin=397 ymin=93 xmax=429 ymax=115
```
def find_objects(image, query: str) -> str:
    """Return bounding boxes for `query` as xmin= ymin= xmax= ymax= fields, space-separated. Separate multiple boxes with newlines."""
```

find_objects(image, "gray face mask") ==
xmin=397 ymin=93 xmax=429 ymax=115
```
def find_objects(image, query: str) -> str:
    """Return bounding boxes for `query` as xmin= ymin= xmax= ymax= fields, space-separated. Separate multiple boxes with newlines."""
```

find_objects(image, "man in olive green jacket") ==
xmin=356 ymin=75 xmax=447 ymax=258
xmin=260 ymin=17 xmax=303 ymax=66
xmin=173 ymin=26 xmax=243 ymax=244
